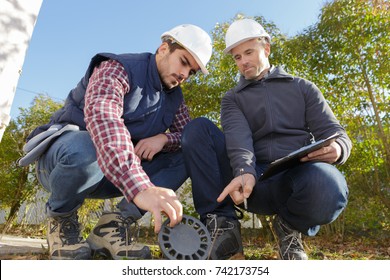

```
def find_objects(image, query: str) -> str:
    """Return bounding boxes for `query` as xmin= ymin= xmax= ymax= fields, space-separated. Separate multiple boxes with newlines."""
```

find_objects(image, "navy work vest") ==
xmin=27 ymin=52 xmax=184 ymax=142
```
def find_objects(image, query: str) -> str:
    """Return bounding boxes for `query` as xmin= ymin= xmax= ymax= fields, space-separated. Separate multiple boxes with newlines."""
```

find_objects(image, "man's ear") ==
xmin=264 ymin=43 xmax=271 ymax=58
xmin=157 ymin=42 xmax=169 ymax=55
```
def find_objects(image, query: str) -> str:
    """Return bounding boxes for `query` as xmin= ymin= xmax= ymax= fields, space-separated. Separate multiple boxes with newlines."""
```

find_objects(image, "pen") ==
xmin=239 ymin=168 xmax=248 ymax=210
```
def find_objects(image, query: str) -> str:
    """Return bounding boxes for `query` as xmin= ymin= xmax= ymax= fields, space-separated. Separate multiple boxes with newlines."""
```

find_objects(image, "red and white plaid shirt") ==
xmin=84 ymin=59 xmax=191 ymax=202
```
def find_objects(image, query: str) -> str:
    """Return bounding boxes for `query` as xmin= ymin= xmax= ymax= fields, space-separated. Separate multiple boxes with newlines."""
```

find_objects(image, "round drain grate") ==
xmin=158 ymin=215 xmax=211 ymax=260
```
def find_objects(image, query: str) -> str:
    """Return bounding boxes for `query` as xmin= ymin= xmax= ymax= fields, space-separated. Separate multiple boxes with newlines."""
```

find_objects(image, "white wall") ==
xmin=0 ymin=0 xmax=42 ymax=141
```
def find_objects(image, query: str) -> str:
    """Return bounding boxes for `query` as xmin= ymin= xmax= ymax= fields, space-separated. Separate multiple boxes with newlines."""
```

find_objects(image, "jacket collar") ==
xmin=233 ymin=66 xmax=294 ymax=92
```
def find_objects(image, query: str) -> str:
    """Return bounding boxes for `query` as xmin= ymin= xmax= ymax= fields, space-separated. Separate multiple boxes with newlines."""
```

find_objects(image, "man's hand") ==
xmin=134 ymin=134 xmax=168 ymax=161
xmin=217 ymin=173 xmax=256 ymax=205
xmin=300 ymin=141 xmax=341 ymax=164
xmin=133 ymin=186 xmax=183 ymax=233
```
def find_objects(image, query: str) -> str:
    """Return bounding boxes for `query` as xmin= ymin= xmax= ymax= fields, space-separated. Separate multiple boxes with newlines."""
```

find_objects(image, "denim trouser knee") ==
xmin=249 ymin=162 xmax=349 ymax=236
xmin=36 ymin=130 xmax=188 ymax=217
xmin=181 ymin=117 xmax=349 ymax=235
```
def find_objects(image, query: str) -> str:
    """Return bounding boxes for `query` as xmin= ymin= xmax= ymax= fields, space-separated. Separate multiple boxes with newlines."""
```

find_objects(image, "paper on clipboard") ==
xmin=260 ymin=133 xmax=341 ymax=180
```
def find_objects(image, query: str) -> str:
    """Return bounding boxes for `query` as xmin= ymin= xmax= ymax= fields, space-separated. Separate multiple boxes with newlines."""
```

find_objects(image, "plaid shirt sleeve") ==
xmin=163 ymin=100 xmax=191 ymax=152
xmin=84 ymin=59 xmax=154 ymax=202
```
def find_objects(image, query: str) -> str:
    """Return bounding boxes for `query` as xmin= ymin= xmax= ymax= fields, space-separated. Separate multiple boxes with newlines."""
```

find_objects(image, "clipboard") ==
xmin=260 ymin=133 xmax=340 ymax=180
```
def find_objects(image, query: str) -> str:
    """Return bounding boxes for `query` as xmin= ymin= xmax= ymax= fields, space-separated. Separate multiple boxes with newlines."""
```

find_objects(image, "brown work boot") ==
xmin=47 ymin=212 xmax=91 ymax=260
xmin=87 ymin=212 xmax=151 ymax=260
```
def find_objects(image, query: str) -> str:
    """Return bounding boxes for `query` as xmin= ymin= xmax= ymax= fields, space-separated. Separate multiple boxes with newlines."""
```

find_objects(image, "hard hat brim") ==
xmin=223 ymin=36 xmax=264 ymax=54
xmin=186 ymin=49 xmax=209 ymax=75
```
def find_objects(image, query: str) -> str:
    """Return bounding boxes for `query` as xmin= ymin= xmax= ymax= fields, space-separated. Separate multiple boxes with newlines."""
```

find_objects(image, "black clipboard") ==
xmin=260 ymin=133 xmax=340 ymax=180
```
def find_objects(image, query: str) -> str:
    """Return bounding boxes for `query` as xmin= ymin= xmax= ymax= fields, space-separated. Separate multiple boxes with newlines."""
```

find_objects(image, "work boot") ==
xmin=272 ymin=215 xmax=308 ymax=260
xmin=47 ymin=212 xmax=91 ymax=260
xmin=87 ymin=212 xmax=151 ymax=259
xmin=205 ymin=214 xmax=244 ymax=260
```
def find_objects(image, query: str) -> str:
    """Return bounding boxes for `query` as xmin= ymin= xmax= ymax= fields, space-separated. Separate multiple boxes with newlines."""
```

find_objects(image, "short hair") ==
xmin=257 ymin=36 xmax=270 ymax=47
xmin=157 ymin=36 xmax=185 ymax=54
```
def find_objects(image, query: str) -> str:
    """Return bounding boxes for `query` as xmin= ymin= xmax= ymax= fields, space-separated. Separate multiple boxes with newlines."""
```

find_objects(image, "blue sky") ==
xmin=10 ymin=0 xmax=326 ymax=119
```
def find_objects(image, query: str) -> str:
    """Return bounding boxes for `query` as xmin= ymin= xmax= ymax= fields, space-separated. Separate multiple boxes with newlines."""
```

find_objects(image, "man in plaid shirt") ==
xmin=24 ymin=24 xmax=212 ymax=260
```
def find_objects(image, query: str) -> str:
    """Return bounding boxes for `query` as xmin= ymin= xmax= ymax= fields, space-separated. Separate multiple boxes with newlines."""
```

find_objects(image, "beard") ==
xmin=161 ymin=73 xmax=180 ymax=89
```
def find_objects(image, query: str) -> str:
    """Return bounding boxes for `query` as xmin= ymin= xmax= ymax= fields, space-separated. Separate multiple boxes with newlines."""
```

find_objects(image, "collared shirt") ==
xmin=84 ymin=59 xmax=191 ymax=201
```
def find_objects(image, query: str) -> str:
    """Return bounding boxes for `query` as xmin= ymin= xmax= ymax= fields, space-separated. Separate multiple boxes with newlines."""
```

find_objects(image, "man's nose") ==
xmin=241 ymin=56 xmax=250 ymax=66
xmin=178 ymin=69 xmax=189 ymax=82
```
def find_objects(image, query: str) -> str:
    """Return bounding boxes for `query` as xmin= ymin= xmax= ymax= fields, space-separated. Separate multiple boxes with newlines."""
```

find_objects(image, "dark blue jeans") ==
xmin=181 ymin=118 xmax=349 ymax=236
xmin=36 ymin=130 xmax=188 ymax=218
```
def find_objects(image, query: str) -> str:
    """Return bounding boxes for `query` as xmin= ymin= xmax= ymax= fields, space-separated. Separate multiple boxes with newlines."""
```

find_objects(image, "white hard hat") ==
xmin=224 ymin=19 xmax=271 ymax=54
xmin=161 ymin=24 xmax=212 ymax=74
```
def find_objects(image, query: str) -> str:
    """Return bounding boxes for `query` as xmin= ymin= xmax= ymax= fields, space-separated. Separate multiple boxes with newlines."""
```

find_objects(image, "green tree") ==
xmin=305 ymin=0 xmax=389 ymax=213
xmin=0 ymin=94 xmax=63 ymax=227
xmin=270 ymin=1 xmax=389 ymax=234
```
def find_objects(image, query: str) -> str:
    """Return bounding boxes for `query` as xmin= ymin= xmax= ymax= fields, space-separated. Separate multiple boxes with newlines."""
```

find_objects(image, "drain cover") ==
xmin=158 ymin=215 xmax=211 ymax=260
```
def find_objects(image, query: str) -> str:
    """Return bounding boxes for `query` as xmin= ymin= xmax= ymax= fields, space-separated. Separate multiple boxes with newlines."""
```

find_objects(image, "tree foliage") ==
xmin=313 ymin=0 xmax=389 ymax=214
xmin=0 ymin=94 xmax=63 ymax=224
xmin=270 ymin=0 xmax=389 ymax=230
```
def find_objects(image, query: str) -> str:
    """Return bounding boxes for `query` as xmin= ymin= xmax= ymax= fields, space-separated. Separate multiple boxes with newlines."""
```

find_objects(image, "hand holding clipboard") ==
xmin=260 ymin=133 xmax=341 ymax=180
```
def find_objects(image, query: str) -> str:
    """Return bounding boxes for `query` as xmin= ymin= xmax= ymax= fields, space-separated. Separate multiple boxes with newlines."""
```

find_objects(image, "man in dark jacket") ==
xmin=21 ymin=24 xmax=212 ymax=260
xmin=182 ymin=19 xmax=351 ymax=260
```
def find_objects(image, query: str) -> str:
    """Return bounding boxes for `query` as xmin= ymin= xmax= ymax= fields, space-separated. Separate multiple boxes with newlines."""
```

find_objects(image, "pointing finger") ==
xmin=217 ymin=184 xmax=235 ymax=203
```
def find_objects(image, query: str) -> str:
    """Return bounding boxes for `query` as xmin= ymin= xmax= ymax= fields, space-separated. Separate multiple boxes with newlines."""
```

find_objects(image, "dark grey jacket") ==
xmin=221 ymin=66 xmax=352 ymax=179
